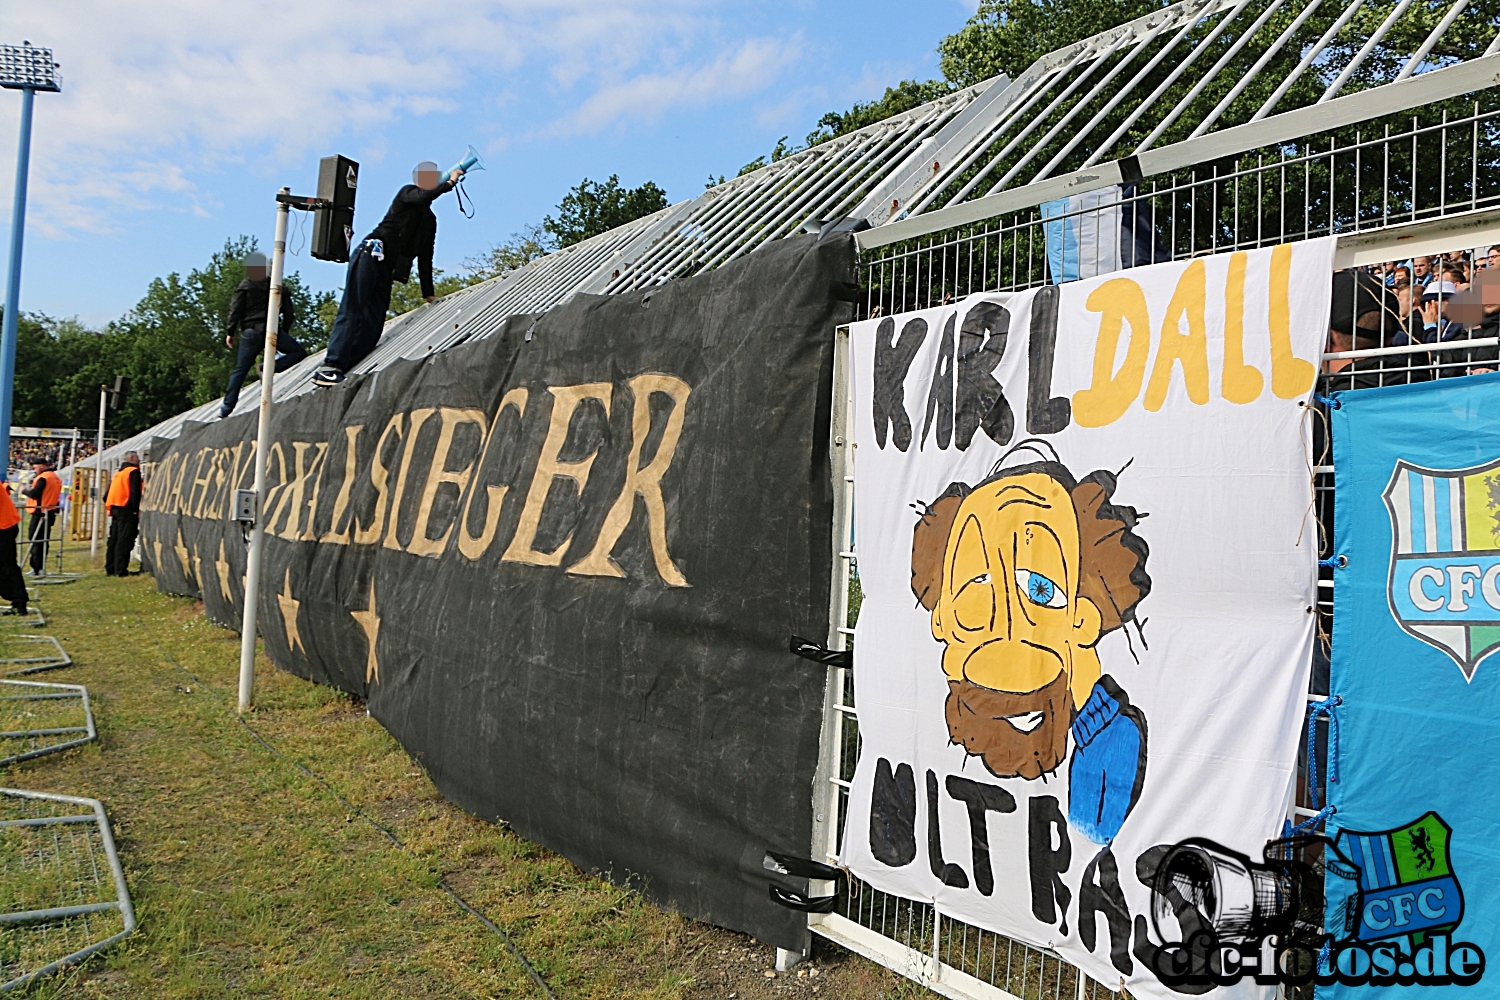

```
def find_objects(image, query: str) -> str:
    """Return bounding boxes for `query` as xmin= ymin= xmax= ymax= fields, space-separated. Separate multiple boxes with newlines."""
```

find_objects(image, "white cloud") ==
xmin=553 ymin=35 xmax=806 ymax=136
xmin=0 ymin=0 xmax=801 ymax=235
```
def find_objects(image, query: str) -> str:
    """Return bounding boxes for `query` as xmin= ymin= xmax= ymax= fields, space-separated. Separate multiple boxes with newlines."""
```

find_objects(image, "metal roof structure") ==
xmin=80 ymin=0 xmax=1500 ymax=471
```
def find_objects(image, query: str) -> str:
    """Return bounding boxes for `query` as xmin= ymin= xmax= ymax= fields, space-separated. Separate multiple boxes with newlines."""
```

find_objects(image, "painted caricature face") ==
xmin=931 ymin=472 xmax=1103 ymax=779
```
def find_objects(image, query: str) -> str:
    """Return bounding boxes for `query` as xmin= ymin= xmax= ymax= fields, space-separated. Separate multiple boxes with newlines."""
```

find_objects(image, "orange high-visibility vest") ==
xmin=26 ymin=471 xmax=61 ymax=513
xmin=106 ymin=467 xmax=136 ymax=511
xmin=0 ymin=489 xmax=19 ymax=531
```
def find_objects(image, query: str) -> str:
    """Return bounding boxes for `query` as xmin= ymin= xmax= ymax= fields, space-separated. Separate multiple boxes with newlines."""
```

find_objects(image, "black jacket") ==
xmin=1435 ymin=313 xmax=1500 ymax=377
xmin=368 ymin=179 xmax=455 ymax=299
xmin=225 ymin=277 xmax=294 ymax=338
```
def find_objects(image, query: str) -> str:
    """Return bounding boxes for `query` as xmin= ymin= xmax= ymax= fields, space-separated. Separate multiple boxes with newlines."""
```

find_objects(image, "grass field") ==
xmin=0 ymin=554 xmax=931 ymax=999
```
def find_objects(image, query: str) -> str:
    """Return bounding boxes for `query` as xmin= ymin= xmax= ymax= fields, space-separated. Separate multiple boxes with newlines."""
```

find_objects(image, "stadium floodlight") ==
xmin=0 ymin=43 xmax=62 ymax=92
xmin=0 ymin=42 xmax=61 ymax=484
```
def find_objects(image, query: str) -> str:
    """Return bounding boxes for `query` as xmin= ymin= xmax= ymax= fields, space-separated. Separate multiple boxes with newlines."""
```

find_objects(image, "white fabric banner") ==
xmin=841 ymin=239 xmax=1336 ymax=999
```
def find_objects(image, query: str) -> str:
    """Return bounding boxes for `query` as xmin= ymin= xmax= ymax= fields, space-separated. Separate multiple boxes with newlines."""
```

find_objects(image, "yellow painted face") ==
xmin=931 ymin=472 xmax=1102 ymax=706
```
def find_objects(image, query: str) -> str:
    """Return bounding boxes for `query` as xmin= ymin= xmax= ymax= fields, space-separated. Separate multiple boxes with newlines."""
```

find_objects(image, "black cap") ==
xmin=1330 ymin=270 xmax=1403 ymax=335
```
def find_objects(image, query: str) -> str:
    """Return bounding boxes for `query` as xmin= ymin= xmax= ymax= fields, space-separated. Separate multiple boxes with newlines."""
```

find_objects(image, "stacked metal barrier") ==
xmin=0 ymin=574 xmax=135 ymax=990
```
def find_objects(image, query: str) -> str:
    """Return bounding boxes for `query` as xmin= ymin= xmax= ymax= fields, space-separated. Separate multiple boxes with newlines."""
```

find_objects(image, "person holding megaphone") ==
xmin=313 ymin=161 xmax=464 ymax=387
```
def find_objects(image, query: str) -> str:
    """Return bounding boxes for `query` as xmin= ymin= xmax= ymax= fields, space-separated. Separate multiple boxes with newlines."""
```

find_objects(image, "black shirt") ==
xmin=226 ymin=277 xmax=294 ymax=338
xmin=367 ymin=179 xmax=455 ymax=299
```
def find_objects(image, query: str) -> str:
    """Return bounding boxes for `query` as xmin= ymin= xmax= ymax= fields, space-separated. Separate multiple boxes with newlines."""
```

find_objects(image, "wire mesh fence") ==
xmin=862 ymin=94 xmax=1500 ymax=318
xmin=0 ymin=681 xmax=95 ymax=768
xmin=0 ymin=789 xmax=134 ymax=992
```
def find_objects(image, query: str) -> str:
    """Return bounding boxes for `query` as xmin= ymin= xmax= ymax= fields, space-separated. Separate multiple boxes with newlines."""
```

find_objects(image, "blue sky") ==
xmin=0 ymin=1 xmax=977 ymax=327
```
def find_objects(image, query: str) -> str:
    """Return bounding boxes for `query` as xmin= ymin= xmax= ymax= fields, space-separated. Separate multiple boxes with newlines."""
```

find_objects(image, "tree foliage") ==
xmin=542 ymin=176 xmax=670 ymax=248
xmin=9 ymin=237 xmax=333 ymax=437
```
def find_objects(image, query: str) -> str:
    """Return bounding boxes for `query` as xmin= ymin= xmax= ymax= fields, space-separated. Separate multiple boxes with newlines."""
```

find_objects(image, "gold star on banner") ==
xmin=174 ymin=530 xmax=193 ymax=581
xmin=351 ymin=579 xmax=381 ymax=685
xmin=278 ymin=569 xmax=303 ymax=655
xmin=215 ymin=539 xmax=233 ymax=601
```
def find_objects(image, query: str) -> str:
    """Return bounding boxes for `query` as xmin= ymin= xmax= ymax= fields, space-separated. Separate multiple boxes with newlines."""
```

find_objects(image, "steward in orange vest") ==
xmin=105 ymin=454 xmax=143 ymax=577
xmin=22 ymin=458 xmax=62 ymax=576
xmin=0 ymin=485 xmax=26 ymax=615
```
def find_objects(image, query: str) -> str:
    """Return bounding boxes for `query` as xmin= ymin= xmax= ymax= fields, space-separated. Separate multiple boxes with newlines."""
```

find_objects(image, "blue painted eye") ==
xmin=1016 ymin=570 xmax=1067 ymax=609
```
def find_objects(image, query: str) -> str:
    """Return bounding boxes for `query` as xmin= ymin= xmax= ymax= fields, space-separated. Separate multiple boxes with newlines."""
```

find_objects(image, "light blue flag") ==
xmin=1327 ymin=373 xmax=1500 ymax=996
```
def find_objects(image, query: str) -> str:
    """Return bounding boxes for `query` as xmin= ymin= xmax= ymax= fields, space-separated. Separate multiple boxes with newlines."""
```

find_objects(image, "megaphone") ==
xmin=450 ymin=144 xmax=485 ymax=176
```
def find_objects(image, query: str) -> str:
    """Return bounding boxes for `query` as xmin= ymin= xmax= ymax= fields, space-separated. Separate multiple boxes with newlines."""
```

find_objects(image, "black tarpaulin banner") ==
xmin=139 ymin=233 xmax=855 ymax=949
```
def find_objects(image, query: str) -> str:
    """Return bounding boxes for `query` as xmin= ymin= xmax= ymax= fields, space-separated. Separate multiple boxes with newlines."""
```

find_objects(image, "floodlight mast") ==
xmin=0 ymin=43 xmax=59 ymax=490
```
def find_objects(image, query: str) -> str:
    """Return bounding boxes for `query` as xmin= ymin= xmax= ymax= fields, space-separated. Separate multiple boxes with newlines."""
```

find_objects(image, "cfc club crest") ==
xmin=1333 ymin=812 xmax=1464 ymax=950
xmin=1383 ymin=458 xmax=1500 ymax=681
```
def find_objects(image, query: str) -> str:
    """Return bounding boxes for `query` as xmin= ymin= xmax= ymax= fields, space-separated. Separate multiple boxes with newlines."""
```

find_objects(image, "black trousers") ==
xmin=325 ymin=241 xmax=394 ymax=372
xmin=27 ymin=511 xmax=55 ymax=574
xmin=106 ymin=510 xmax=139 ymax=576
xmin=222 ymin=329 xmax=308 ymax=414
xmin=0 ymin=526 xmax=26 ymax=610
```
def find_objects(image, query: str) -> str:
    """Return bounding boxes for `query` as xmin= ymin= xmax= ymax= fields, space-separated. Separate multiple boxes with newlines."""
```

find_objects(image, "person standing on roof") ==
xmin=104 ymin=452 xmax=143 ymax=577
xmin=219 ymin=251 xmax=306 ymax=419
xmin=312 ymin=162 xmax=464 ymax=387
xmin=0 ymin=484 xmax=28 ymax=616
xmin=22 ymin=456 xmax=62 ymax=576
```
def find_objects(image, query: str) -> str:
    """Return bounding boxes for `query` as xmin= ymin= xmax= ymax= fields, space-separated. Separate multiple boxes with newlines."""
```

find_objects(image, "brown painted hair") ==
xmin=910 ymin=453 xmax=1150 ymax=635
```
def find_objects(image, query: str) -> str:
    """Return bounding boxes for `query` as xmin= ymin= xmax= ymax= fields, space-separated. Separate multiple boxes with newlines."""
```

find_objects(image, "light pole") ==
xmin=0 ymin=43 xmax=60 ymax=477
xmin=237 ymin=190 xmax=292 ymax=713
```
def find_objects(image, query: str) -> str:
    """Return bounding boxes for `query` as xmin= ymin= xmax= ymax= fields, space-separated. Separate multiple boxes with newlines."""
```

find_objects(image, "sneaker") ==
xmin=311 ymin=366 xmax=346 ymax=387
xmin=218 ymin=406 xmax=232 ymax=419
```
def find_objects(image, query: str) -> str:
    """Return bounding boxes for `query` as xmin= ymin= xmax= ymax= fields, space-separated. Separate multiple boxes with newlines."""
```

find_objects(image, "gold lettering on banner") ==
xmin=457 ymin=388 xmax=527 ymax=561
xmin=188 ymin=450 xmax=214 ymax=518
xmin=205 ymin=448 xmax=225 ymax=519
xmin=322 ymin=425 xmax=365 ymax=545
xmin=1144 ymin=259 xmax=1209 ymax=412
xmin=1072 ymin=279 xmax=1153 ymax=428
xmin=407 ymin=408 xmax=488 ymax=558
xmin=1268 ymin=242 xmax=1316 ymax=399
xmin=271 ymin=441 xmax=328 ymax=540
xmin=353 ymin=415 xmax=405 ymax=545
xmin=232 ymin=441 xmax=257 ymax=492
xmin=1221 ymin=252 xmax=1264 ymax=404
xmin=261 ymin=442 xmax=288 ymax=516
xmin=502 ymin=383 xmax=613 ymax=567
xmin=569 ymin=374 xmax=691 ymax=587
xmin=383 ymin=408 xmax=437 ymax=551
xmin=171 ymin=451 xmax=191 ymax=515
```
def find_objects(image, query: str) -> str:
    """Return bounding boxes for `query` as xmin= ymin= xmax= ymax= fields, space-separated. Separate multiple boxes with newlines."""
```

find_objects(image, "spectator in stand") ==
xmin=1325 ymin=270 xmax=1427 ymax=389
xmin=1488 ymin=246 xmax=1500 ymax=271
xmin=1440 ymin=269 xmax=1500 ymax=377
xmin=1391 ymin=264 xmax=1412 ymax=286
xmin=1412 ymin=256 xmax=1434 ymax=287
xmin=1420 ymin=280 xmax=1462 ymax=341
xmin=104 ymin=452 xmax=142 ymax=576
xmin=22 ymin=456 xmax=61 ymax=576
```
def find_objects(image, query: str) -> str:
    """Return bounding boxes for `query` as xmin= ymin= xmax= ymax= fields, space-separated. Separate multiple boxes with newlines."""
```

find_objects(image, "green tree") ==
xmin=939 ymin=0 xmax=1167 ymax=87
xmin=463 ymin=223 xmax=556 ymax=282
xmin=542 ymin=176 xmax=670 ymax=248
xmin=805 ymin=80 xmax=957 ymax=147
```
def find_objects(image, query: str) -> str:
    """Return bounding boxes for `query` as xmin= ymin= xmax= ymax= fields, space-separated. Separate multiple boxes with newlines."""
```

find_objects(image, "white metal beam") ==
xmin=858 ymin=53 xmax=1500 ymax=251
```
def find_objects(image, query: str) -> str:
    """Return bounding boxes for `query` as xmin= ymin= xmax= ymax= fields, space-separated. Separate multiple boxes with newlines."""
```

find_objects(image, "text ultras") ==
xmin=140 ymin=374 xmax=692 ymax=587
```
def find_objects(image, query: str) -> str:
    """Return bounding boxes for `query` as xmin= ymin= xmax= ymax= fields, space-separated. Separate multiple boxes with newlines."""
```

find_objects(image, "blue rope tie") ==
xmin=1319 ymin=555 xmax=1348 ymax=570
xmin=1288 ymin=805 xmax=1336 ymax=836
xmin=1314 ymin=393 xmax=1342 ymax=410
xmin=1306 ymin=697 xmax=1342 ymax=809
